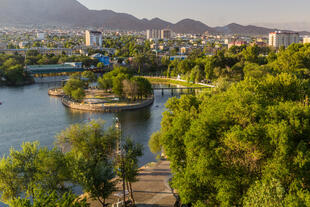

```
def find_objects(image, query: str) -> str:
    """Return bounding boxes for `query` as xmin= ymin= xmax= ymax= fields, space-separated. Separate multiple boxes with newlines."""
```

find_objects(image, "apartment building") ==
xmin=85 ymin=30 xmax=102 ymax=47
xmin=269 ymin=31 xmax=299 ymax=48
xmin=146 ymin=29 xmax=172 ymax=40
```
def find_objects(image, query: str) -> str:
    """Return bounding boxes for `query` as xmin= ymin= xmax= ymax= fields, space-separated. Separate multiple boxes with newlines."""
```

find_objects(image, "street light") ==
xmin=114 ymin=117 xmax=127 ymax=207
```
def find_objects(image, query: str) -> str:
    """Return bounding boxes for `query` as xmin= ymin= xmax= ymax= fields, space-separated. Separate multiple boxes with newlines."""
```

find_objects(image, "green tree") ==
xmin=0 ymin=142 xmax=69 ymax=205
xmin=82 ymin=71 xmax=97 ymax=83
xmin=71 ymin=88 xmax=85 ymax=101
xmin=9 ymin=190 xmax=89 ymax=207
xmin=97 ymin=62 xmax=104 ymax=69
xmin=98 ymin=76 xmax=113 ymax=91
xmin=134 ymin=77 xmax=153 ymax=99
xmin=63 ymin=78 xmax=85 ymax=101
xmin=116 ymin=138 xmax=143 ymax=205
xmin=150 ymin=73 xmax=310 ymax=206
xmin=243 ymin=179 xmax=285 ymax=207
xmin=56 ymin=120 xmax=119 ymax=207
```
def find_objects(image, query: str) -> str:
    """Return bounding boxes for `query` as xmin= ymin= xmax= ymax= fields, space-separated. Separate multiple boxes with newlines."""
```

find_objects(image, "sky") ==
xmin=77 ymin=0 xmax=310 ymax=29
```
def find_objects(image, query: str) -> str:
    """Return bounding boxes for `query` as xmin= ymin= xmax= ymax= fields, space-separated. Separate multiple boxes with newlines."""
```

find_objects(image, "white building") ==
xmin=146 ymin=29 xmax=161 ymax=40
xmin=37 ymin=32 xmax=45 ymax=40
xmin=303 ymin=36 xmax=310 ymax=44
xmin=85 ymin=30 xmax=103 ymax=47
xmin=146 ymin=29 xmax=172 ymax=40
xmin=19 ymin=41 xmax=29 ymax=49
xmin=269 ymin=31 xmax=299 ymax=48
xmin=161 ymin=29 xmax=172 ymax=39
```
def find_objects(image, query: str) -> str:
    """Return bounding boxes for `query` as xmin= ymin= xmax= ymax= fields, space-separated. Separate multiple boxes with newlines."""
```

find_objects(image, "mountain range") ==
xmin=0 ymin=0 xmax=309 ymax=35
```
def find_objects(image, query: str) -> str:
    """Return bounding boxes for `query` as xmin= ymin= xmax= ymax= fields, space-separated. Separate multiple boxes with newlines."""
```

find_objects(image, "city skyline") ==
xmin=77 ymin=0 xmax=310 ymax=30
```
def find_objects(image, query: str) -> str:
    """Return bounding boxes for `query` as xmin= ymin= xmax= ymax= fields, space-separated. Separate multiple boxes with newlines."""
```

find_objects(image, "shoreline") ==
xmin=61 ymin=96 xmax=154 ymax=113
xmin=48 ymin=87 xmax=155 ymax=112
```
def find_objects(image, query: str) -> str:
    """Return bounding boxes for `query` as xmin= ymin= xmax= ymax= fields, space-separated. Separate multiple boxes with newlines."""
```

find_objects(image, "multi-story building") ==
xmin=161 ymin=29 xmax=172 ymax=39
xmin=146 ymin=29 xmax=172 ymax=40
xmin=85 ymin=30 xmax=102 ymax=47
xmin=269 ymin=31 xmax=299 ymax=48
xmin=303 ymin=36 xmax=310 ymax=44
xmin=146 ymin=29 xmax=161 ymax=40
xmin=37 ymin=32 xmax=45 ymax=40
xmin=228 ymin=40 xmax=247 ymax=49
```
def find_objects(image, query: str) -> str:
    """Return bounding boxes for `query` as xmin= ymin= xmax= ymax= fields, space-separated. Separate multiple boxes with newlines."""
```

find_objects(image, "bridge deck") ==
xmin=153 ymin=87 xmax=211 ymax=90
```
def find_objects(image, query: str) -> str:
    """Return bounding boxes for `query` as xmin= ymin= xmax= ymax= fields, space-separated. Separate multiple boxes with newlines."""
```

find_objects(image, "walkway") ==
xmin=144 ymin=76 xmax=215 ymax=88
xmin=86 ymin=160 xmax=176 ymax=207
xmin=132 ymin=160 xmax=175 ymax=207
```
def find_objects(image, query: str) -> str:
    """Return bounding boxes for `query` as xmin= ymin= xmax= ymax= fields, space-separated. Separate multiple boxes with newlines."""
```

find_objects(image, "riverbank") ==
xmin=48 ymin=88 xmax=65 ymax=96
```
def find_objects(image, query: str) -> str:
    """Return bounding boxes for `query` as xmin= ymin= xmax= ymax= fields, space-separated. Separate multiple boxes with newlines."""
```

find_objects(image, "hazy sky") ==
xmin=77 ymin=0 xmax=310 ymax=27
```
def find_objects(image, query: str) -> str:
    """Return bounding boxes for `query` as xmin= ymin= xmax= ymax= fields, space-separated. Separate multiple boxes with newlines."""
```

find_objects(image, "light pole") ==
xmin=115 ymin=117 xmax=127 ymax=207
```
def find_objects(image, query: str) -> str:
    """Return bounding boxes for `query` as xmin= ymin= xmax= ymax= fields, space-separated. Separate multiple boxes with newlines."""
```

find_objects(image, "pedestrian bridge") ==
xmin=26 ymin=64 xmax=85 ymax=74
xmin=153 ymin=86 xmax=211 ymax=95
xmin=26 ymin=63 xmax=111 ymax=75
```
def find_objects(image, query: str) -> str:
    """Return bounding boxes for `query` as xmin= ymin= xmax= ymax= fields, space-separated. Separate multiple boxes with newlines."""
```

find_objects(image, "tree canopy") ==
xmin=98 ymin=66 xmax=153 ymax=100
xmin=150 ymin=66 xmax=310 ymax=206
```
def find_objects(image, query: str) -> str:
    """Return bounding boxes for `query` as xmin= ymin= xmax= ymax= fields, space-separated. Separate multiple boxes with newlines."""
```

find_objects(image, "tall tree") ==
xmin=57 ymin=120 xmax=119 ymax=207
xmin=116 ymin=138 xmax=143 ymax=205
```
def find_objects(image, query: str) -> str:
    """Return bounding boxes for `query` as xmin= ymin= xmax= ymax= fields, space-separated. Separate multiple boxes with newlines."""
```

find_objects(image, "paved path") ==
xmin=133 ymin=160 xmax=175 ymax=207
xmin=86 ymin=160 xmax=176 ymax=207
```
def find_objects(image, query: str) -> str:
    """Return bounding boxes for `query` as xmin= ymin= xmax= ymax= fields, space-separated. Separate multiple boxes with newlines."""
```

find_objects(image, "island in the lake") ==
xmin=49 ymin=66 xmax=154 ymax=112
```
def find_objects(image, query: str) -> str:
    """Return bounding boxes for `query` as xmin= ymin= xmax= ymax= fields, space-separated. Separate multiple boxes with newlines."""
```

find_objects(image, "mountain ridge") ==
xmin=0 ymin=0 xmax=309 ymax=35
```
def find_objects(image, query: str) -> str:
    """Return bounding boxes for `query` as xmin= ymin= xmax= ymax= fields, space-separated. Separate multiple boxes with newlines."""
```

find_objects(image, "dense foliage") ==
xmin=98 ymin=66 xmax=153 ymax=100
xmin=63 ymin=73 xmax=87 ymax=101
xmin=0 ymin=142 xmax=72 ymax=205
xmin=0 ymin=54 xmax=33 ymax=85
xmin=57 ymin=120 xmax=119 ymax=207
xmin=150 ymin=43 xmax=310 ymax=206
xmin=24 ymin=51 xmax=98 ymax=68
xmin=0 ymin=52 xmax=99 ymax=86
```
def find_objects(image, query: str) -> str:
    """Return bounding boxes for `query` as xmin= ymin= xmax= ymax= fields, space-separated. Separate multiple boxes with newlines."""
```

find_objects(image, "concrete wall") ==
xmin=61 ymin=97 xmax=154 ymax=112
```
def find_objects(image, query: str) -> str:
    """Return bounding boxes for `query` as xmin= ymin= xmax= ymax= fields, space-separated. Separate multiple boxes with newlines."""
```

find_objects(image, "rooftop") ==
xmin=270 ymin=31 xmax=299 ymax=35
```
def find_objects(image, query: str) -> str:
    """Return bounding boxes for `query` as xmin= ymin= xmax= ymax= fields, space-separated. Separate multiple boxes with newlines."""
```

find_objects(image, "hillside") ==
xmin=0 ymin=0 xmax=308 ymax=35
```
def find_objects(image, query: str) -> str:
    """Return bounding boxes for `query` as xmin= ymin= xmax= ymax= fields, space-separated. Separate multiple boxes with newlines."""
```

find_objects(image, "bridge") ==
xmin=153 ymin=86 xmax=211 ymax=95
xmin=26 ymin=63 xmax=111 ymax=75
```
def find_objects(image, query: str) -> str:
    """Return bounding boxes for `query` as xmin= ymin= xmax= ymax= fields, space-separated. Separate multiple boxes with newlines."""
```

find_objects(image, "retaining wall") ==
xmin=61 ymin=97 xmax=154 ymax=112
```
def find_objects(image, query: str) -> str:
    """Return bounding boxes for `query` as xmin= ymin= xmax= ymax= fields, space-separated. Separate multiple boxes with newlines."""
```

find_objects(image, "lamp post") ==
xmin=115 ymin=117 xmax=127 ymax=207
